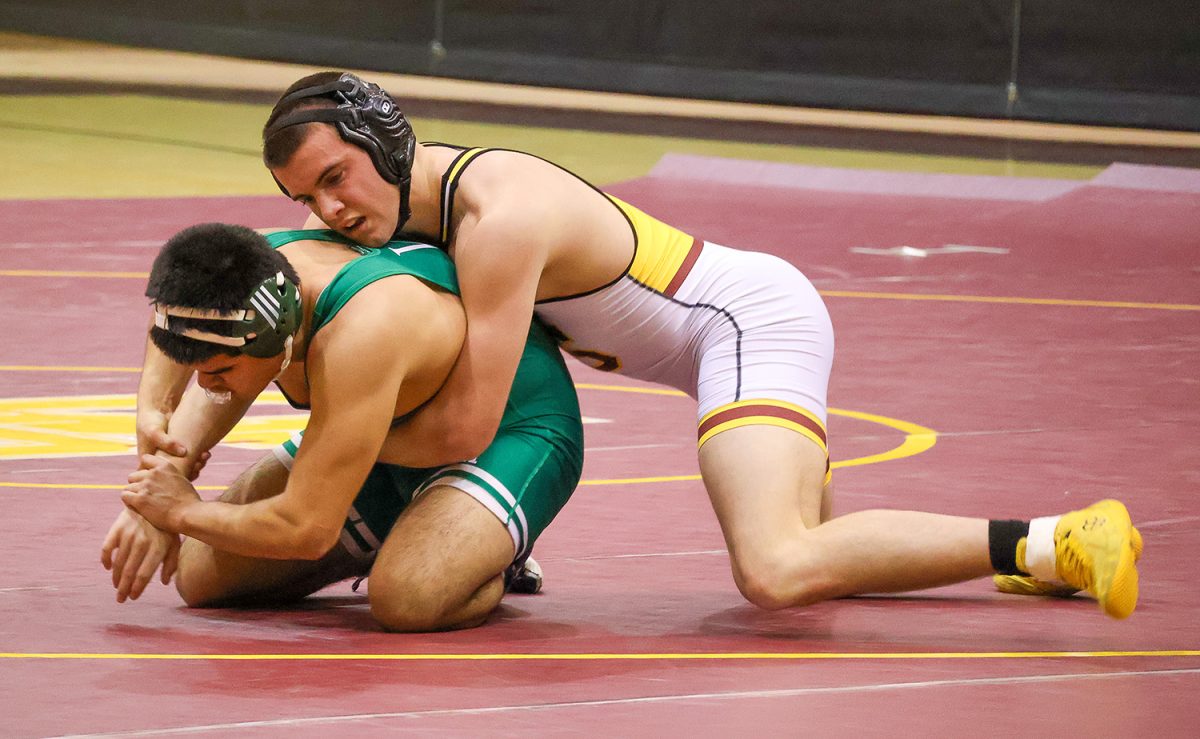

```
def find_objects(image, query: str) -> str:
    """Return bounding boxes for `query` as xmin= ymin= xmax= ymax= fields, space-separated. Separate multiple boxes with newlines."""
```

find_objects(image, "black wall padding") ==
xmin=1 ymin=0 xmax=1196 ymax=130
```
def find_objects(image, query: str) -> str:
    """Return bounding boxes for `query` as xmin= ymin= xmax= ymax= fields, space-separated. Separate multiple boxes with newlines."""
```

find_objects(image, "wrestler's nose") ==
xmin=196 ymin=374 xmax=224 ymax=393
xmin=314 ymin=191 xmax=344 ymax=221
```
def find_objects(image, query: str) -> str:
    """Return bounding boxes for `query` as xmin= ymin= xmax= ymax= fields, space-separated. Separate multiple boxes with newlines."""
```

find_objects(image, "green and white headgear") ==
xmin=153 ymin=271 xmax=302 ymax=361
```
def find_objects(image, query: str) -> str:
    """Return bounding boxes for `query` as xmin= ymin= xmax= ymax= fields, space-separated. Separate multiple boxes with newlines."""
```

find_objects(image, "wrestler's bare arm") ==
xmin=377 ymin=215 xmax=546 ymax=468
xmin=124 ymin=280 xmax=445 ymax=560
xmin=376 ymin=156 xmax=594 ymax=466
xmin=135 ymin=332 xmax=194 ymax=459
xmin=103 ymin=333 xmax=256 ymax=603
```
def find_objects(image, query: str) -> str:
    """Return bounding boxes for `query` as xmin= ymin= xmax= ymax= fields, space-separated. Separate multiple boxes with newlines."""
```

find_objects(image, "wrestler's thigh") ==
xmin=822 ymin=478 xmax=835 ymax=524
xmin=368 ymin=485 xmax=515 ymax=615
xmin=698 ymin=425 xmax=828 ymax=554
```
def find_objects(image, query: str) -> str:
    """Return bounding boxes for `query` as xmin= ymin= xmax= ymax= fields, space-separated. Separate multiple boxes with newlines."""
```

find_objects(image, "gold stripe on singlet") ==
xmin=608 ymin=196 xmax=701 ymax=298
xmin=698 ymin=399 xmax=832 ymax=483
xmin=698 ymin=399 xmax=828 ymax=452
xmin=439 ymin=147 xmax=491 ymax=245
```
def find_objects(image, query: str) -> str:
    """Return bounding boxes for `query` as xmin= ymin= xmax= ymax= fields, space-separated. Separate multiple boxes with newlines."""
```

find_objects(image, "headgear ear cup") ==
xmin=241 ymin=273 xmax=302 ymax=358
xmin=154 ymin=272 xmax=302 ymax=359
xmin=264 ymin=73 xmax=417 ymax=233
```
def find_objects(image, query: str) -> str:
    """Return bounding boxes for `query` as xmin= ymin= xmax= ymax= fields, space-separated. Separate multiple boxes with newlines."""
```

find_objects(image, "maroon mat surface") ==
xmin=2 ymin=164 xmax=1198 ymax=736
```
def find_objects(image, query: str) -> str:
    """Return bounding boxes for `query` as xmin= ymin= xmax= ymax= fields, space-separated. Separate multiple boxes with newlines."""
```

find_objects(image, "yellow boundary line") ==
xmin=575 ymin=382 xmax=685 ymax=397
xmin=2 ymin=271 xmax=1196 ymax=311
xmin=2 ymin=650 xmax=1198 ymax=662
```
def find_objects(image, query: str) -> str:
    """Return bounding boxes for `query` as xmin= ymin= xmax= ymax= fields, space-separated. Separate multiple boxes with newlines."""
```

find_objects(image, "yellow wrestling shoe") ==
xmin=994 ymin=525 xmax=1142 ymax=598
xmin=993 ymin=573 xmax=1080 ymax=597
xmin=1052 ymin=500 xmax=1140 ymax=619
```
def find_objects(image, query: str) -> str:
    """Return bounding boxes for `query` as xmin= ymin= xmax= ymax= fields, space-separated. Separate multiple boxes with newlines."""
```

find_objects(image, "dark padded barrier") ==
xmin=1013 ymin=1 xmax=1200 ymax=128
xmin=1 ymin=0 xmax=1196 ymax=130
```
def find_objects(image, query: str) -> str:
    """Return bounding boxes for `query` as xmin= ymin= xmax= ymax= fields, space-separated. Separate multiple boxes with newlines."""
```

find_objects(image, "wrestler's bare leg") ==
xmin=698 ymin=424 xmax=991 ymax=609
xmin=175 ymin=453 xmax=363 ymax=607
xmin=366 ymin=485 xmax=514 ymax=632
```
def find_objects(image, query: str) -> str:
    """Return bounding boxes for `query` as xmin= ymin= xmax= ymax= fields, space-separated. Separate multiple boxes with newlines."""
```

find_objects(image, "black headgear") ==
xmin=264 ymin=73 xmax=416 ymax=234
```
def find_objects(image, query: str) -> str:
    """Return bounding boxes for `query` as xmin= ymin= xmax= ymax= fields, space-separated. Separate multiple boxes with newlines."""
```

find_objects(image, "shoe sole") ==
xmin=992 ymin=575 xmax=1078 ymax=597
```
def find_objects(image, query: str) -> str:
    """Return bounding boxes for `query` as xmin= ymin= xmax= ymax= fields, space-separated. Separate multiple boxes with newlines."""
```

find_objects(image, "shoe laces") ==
xmin=1057 ymin=530 xmax=1094 ymax=591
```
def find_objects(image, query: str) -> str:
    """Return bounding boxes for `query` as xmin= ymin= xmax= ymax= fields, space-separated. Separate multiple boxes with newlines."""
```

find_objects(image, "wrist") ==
xmin=170 ymin=498 xmax=202 ymax=535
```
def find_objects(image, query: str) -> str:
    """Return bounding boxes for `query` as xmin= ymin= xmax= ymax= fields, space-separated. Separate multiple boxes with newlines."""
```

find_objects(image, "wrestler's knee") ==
xmin=368 ymin=570 xmax=502 ymax=632
xmin=174 ymin=541 xmax=219 ymax=607
xmin=729 ymin=538 xmax=837 ymax=611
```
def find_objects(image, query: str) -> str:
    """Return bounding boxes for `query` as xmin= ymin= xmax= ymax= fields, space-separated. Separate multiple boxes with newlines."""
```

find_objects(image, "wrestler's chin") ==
xmin=363 ymin=232 xmax=391 ymax=248
xmin=347 ymin=221 xmax=390 ymax=248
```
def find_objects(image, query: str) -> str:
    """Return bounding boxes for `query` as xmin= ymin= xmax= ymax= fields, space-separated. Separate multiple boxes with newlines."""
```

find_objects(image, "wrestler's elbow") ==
xmin=286 ymin=520 xmax=341 ymax=561
xmin=273 ymin=513 xmax=343 ymax=559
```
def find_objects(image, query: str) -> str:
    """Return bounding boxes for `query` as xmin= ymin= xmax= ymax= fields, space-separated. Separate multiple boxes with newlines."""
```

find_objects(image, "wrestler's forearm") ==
xmin=137 ymin=336 xmax=191 ymax=418
xmin=378 ymin=337 xmax=512 ymax=467
xmin=176 ymin=497 xmax=338 ymax=561
xmin=163 ymin=384 xmax=255 ymax=467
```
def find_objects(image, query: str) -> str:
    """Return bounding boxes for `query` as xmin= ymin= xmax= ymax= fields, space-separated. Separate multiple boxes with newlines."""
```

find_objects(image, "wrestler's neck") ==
xmin=401 ymin=144 xmax=452 ymax=240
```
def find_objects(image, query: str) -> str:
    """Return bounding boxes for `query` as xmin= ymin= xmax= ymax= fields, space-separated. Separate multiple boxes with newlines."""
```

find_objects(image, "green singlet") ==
xmin=265 ymin=229 xmax=584 ymax=564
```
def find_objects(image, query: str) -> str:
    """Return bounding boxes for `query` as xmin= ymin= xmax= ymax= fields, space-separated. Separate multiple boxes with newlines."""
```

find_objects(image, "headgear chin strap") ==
xmin=265 ymin=72 xmax=416 ymax=235
xmin=153 ymin=272 xmax=302 ymax=359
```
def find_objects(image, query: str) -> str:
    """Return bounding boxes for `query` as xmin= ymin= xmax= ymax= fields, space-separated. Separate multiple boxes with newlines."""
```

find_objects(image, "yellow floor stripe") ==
xmin=576 ymin=383 xmax=687 ymax=397
xmin=2 ymin=650 xmax=1198 ymax=662
xmin=821 ymin=290 xmax=1200 ymax=312
xmin=581 ymin=475 xmax=699 ymax=486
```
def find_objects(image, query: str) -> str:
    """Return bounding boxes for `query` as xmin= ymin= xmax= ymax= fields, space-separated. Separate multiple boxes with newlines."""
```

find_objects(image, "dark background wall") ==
xmin=2 ymin=0 xmax=1197 ymax=130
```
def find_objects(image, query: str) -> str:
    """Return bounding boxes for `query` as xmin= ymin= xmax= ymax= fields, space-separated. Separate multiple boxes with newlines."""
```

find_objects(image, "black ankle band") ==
xmin=989 ymin=519 xmax=1030 ymax=575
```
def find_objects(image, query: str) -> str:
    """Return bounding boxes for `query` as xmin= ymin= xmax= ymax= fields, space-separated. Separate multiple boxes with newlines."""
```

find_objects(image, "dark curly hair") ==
xmin=261 ymin=70 xmax=345 ymax=172
xmin=146 ymin=223 xmax=300 ymax=364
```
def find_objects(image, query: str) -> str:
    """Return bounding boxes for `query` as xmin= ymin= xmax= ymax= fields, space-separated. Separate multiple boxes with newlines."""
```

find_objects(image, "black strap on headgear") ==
xmin=264 ymin=73 xmax=416 ymax=234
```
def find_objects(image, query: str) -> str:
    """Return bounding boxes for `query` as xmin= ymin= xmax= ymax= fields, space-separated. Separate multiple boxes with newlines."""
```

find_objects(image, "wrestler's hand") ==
xmin=136 ymin=407 xmax=187 ymax=459
xmin=184 ymin=449 xmax=212 ymax=482
xmin=160 ymin=449 xmax=212 ymax=482
xmin=100 ymin=506 xmax=181 ymax=603
xmin=122 ymin=455 xmax=203 ymax=534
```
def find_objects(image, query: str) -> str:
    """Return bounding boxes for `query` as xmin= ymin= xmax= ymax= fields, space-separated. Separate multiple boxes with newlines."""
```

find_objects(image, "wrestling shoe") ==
xmin=1052 ymin=499 xmax=1140 ymax=619
xmin=504 ymin=555 xmax=543 ymax=595
xmin=994 ymin=525 xmax=1142 ymax=598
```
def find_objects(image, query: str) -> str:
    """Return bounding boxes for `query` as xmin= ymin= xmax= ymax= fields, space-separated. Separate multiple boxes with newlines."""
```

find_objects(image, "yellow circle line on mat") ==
xmin=0 ymin=401 xmax=934 ymax=489
xmin=1 ymin=650 xmax=1197 ymax=661
xmin=829 ymin=408 xmax=938 ymax=470
xmin=0 ymin=387 xmax=935 ymax=488
xmin=3 ymin=272 xmax=1195 ymax=310
xmin=577 ymin=397 xmax=937 ymax=484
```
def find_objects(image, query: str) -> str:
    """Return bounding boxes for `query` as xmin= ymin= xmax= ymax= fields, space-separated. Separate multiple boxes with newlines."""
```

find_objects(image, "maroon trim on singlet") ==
xmin=696 ymin=404 xmax=828 ymax=447
xmin=663 ymin=237 xmax=704 ymax=298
